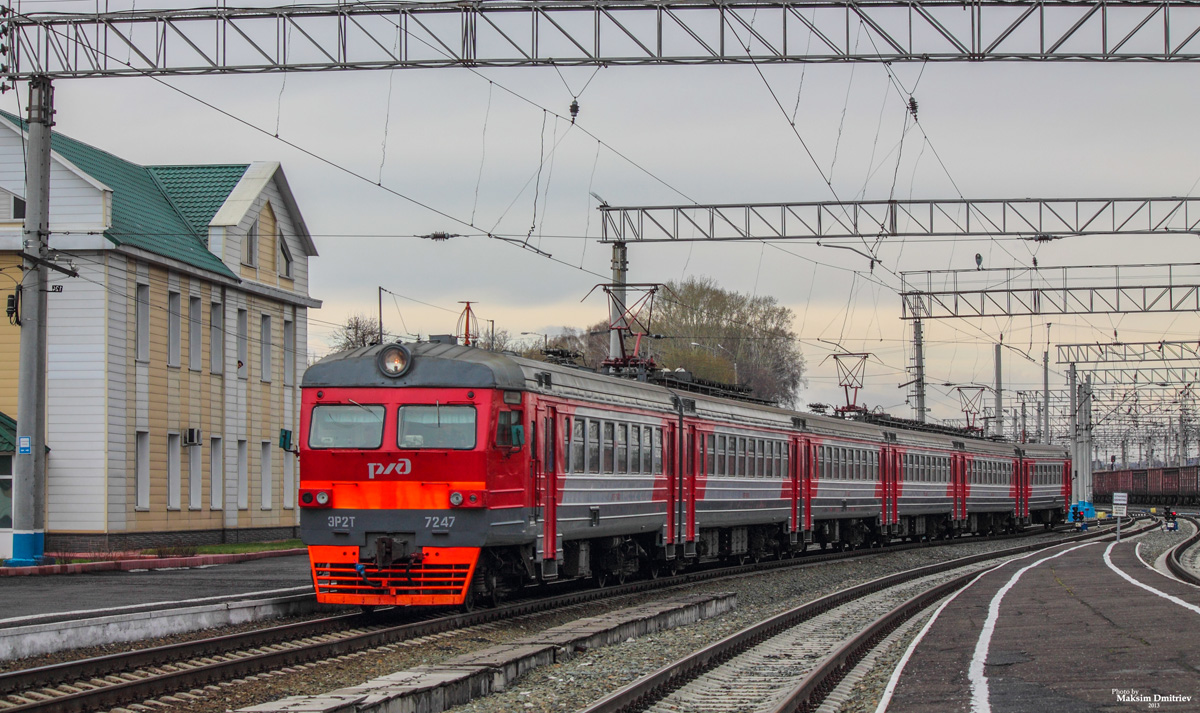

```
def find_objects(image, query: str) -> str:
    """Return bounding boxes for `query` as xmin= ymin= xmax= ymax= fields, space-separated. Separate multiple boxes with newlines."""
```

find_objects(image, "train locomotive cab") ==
xmin=299 ymin=343 xmax=534 ymax=608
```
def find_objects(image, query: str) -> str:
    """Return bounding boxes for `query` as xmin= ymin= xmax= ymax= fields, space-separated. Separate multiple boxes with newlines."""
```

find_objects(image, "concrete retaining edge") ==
xmin=0 ymin=548 xmax=309 ymax=576
xmin=0 ymin=590 xmax=328 ymax=662
xmin=241 ymin=592 xmax=737 ymax=713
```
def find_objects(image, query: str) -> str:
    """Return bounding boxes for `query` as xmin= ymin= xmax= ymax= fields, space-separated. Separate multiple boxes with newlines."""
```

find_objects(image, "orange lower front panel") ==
xmin=308 ymin=545 xmax=479 ymax=606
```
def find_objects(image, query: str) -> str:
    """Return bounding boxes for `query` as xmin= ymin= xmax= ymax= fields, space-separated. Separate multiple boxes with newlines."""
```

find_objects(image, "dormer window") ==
xmin=0 ymin=192 xmax=25 ymax=220
xmin=279 ymin=236 xmax=293 ymax=278
xmin=242 ymin=219 xmax=258 ymax=267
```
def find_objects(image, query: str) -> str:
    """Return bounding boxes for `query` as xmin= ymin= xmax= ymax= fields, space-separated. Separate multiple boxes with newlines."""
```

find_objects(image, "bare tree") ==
xmin=478 ymin=328 xmax=514 ymax=352
xmin=328 ymin=313 xmax=394 ymax=352
xmin=646 ymin=277 xmax=807 ymax=407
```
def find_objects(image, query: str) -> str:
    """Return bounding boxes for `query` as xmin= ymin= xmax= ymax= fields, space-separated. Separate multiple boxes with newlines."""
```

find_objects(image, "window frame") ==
xmin=278 ymin=235 xmax=294 ymax=278
xmin=135 ymin=283 xmax=150 ymax=363
xmin=397 ymin=405 xmax=478 ymax=450
xmin=167 ymin=291 xmax=181 ymax=367
xmin=260 ymin=314 xmax=272 ymax=382
xmin=188 ymin=296 xmax=202 ymax=371
xmin=243 ymin=219 xmax=259 ymax=267
xmin=210 ymin=303 xmax=224 ymax=374
xmin=308 ymin=403 xmax=387 ymax=450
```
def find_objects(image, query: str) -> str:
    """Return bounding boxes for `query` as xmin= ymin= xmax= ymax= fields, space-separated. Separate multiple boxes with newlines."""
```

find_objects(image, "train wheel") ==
xmin=647 ymin=563 xmax=661 ymax=580
xmin=616 ymin=569 xmax=628 ymax=585
xmin=594 ymin=571 xmax=609 ymax=588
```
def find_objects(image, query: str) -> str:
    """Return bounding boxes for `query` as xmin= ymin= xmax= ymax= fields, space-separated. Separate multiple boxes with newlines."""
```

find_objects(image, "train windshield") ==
xmin=398 ymin=405 xmax=477 ymax=450
xmin=309 ymin=404 xmax=386 ymax=449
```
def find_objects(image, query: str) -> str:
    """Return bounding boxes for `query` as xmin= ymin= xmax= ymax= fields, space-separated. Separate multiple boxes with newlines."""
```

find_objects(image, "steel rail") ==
xmin=1165 ymin=516 xmax=1200 ymax=586
xmin=578 ymin=517 xmax=1153 ymax=713
xmin=766 ymin=573 xmax=972 ymax=713
xmin=0 ymin=524 xmax=1085 ymax=713
xmin=0 ymin=611 xmax=361 ymax=696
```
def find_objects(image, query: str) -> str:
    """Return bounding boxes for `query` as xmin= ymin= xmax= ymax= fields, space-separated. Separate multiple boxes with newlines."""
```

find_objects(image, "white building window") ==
xmin=135 ymin=431 xmax=150 ymax=509
xmin=242 ymin=219 xmax=258 ymax=266
xmin=283 ymin=449 xmax=294 ymax=510
xmin=167 ymin=291 xmax=181 ymax=367
xmin=188 ymin=296 xmax=202 ymax=371
xmin=210 ymin=303 xmax=224 ymax=374
xmin=237 ymin=309 xmax=248 ymax=379
xmin=279 ymin=237 xmax=293 ymax=278
xmin=210 ymin=436 xmax=223 ymax=510
xmin=260 ymin=315 xmax=272 ymax=382
xmin=135 ymin=284 xmax=150 ymax=362
xmin=167 ymin=433 xmax=181 ymax=510
xmin=261 ymin=441 xmax=273 ymax=510
xmin=237 ymin=440 xmax=248 ymax=510
xmin=188 ymin=440 xmax=202 ymax=510
xmin=283 ymin=320 xmax=295 ymax=386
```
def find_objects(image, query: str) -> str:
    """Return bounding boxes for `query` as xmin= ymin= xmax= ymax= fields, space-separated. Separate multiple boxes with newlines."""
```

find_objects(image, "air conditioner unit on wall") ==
xmin=183 ymin=428 xmax=202 ymax=447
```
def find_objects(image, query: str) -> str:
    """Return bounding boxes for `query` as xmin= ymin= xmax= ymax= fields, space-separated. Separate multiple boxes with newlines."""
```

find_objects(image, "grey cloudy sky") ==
xmin=16 ymin=9 xmax=1200 ymax=424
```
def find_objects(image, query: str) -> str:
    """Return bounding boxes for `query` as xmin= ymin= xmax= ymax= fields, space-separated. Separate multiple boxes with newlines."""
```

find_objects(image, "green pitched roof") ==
xmin=148 ymin=164 xmax=248 ymax=235
xmin=0 ymin=111 xmax=239 ymax=280
xmin=0 ymin=411 xmax=14 ymax=453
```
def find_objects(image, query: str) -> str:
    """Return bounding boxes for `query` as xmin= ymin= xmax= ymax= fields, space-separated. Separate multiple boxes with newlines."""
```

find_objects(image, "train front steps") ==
xmin=240 ymin=591 xmax=737 ymax=713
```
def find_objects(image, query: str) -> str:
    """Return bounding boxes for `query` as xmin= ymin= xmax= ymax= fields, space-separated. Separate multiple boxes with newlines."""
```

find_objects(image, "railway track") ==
xmin=0 ymin=524 xmax=1106 ymax=713
xmin=580 ymin=517 xmax=1155 ymax=713
xmin=1165 ymin=516 xmax=1200 ymax=585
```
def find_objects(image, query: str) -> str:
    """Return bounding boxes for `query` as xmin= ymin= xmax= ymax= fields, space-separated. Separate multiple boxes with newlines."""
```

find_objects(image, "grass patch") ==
xmin=142 ymin=539 xmax=303 ymax=557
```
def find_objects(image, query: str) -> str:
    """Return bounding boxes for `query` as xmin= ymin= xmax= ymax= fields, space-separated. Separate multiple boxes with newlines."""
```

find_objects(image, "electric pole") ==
xmin=8 ymin=77 xmax=53 ymax=566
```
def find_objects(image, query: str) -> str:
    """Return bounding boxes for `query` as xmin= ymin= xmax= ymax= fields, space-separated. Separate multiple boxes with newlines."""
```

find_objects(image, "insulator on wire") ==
xmin=907 ymin=96 xmax=919 ymax=120
xmin=569 ymin=99 xmax=579 ymax=123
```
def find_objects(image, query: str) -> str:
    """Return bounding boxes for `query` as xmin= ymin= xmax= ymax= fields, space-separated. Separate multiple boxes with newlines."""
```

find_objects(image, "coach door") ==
xmin=1017 ymin=460 xmax=1029 ymax=520
xmin=952 ymin=453 xmax=966 ymax=523
xmin=535 ymin=405 xmax=560 ymax=579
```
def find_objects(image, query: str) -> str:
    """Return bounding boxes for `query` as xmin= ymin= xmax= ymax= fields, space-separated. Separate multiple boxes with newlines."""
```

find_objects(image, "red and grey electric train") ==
xmin=298 ymin=342 xmax=1071 ymax=608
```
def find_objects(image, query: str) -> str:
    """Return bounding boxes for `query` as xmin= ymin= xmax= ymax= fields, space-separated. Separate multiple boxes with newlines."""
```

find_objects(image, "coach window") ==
xmin=707 ymin=435 xmax=716 ymax=476
xmin=617 ymin=424 xmax=628 ymax=473
xmin=602 ymin=423 xmax=615 ymax=473
xmin=654 ymin=428 xmax=664 ymax=474
xmin=587 ymin=421 xmax=600 ymax=473
xmin=496 ymin=410 xmax=522 ymax=448
xmin=630 ymin=426 xmax=642 ymax=474
xmin=766 ymin=441 xmax=775 ymax=478
xmin=717 ymin=436 xmax=727 ymax=477
xmin=723 ymin=436 xmax=732 ymax=477
xmin=642 ymin=426 xmax=653 ymax=473
xmin=571 ymin=419 xmax=585 ymax=473
xmin=758 ymin=440 xmax=766 ymax=477
xmin=309 ymin=404 xmax=385 ymax=449
xmin=747 ymin=439 xmax=756 ymax=478
xmin=782 ymin=442 xmax=789 ymax=479
xmin=399 ymin=405 xmax=476 ymax=449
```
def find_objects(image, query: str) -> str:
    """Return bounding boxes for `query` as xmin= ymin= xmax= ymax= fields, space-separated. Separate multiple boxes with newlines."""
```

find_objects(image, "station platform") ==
xmin=882 ymin=536 xmax=1199 ymax=712
xmin=1 ymin=553 xmax=313 ymax=624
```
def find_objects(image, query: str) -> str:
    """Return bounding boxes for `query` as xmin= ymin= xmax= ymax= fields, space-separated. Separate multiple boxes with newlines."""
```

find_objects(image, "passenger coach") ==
xmin=299 ymin=342 xmax=1070 ymax=608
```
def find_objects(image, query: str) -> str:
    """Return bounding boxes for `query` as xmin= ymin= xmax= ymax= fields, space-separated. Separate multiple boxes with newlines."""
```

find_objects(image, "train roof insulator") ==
xmin=377 ymin=343 xmax=413 ymax=378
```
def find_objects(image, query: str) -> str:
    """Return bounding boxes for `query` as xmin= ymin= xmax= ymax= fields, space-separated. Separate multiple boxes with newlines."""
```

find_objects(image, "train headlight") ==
xmin=377 ymin=344 xmax=412 ymax=378
xmin=316 ymin=491 xmax=330 ymax=505
xmin=449 ymin=491 xmax=464 ymax=506
xmin=301 ymin=492 xmax=314 ymax=505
